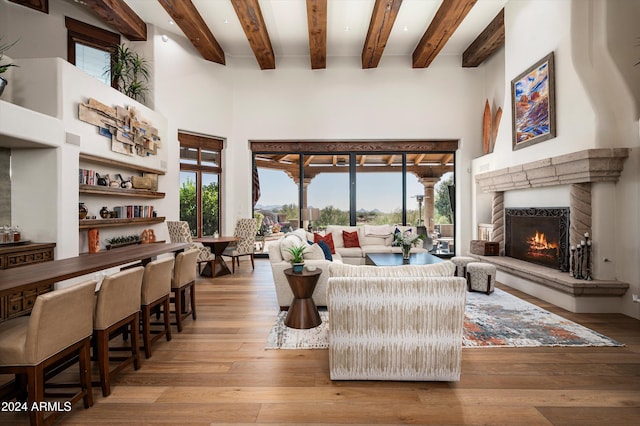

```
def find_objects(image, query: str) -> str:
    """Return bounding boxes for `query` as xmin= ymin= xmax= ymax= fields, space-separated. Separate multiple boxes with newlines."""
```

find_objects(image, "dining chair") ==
xmin=221 ymin=218 xmax=258 ymax=273
xmin=172 ymin=248 xmax=199 ymax=332
xmin=93 ymin=266 xmax=144 ymax=397
xmin=140 ymin=256 xmax=174 ymax=359
xmin=166 ymin=220 xmax=214 ymax=275
xmin=0 ymin=280 xmax=96 ymax=426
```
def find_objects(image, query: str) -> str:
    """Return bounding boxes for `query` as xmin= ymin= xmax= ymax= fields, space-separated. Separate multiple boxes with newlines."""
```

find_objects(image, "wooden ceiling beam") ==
xmin=359 ymin=155 xmax=367 ymax=166
xmin=303 ymin=155 xmax=315 ymax=167
xmin=386 ymin=155 xmax=395 ymax=165
xmin=412 ymin=0 xmax=476 ymax=68
xmin=306 ymin=0 xmax=327 ymax=70
xmin=441 ymin=153 xmax=454 ymax=165
xmin=231 ymin=0 xmax=275 ymax=70
xmin=273 ymin=154 xmax=289 ymax=163
xmin=8 ymin=0 xmax=48 ymax=14
xmin=80 ymin=0 xmax=147 ymax=41
xmin=413 ymin=154 xmax=425 ymax=165
xmin=362 ymin=0 xmax=403 ymax=69
xmin=462 ymin=8 xmax=504 ymax=67
xmin=158 ymin=0 xmax=225 ymax=65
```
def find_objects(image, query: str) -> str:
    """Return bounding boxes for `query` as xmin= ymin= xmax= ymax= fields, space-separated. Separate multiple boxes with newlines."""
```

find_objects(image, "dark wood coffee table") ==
xmin=283 ymin=267 xmax=322 ymax=329
xmin=365 ymin=252 xmax=443 ymax=266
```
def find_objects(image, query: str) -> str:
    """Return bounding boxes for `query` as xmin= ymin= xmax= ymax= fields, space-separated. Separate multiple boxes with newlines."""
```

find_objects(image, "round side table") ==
xmin=283 ymin=267 xmax=322 ymax=329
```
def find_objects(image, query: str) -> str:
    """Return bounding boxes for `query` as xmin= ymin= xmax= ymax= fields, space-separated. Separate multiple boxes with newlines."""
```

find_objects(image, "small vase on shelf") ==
xmin=99 ymin=206 xmax=109 ymax=219
xmin=79 ymin=203 xmax=88 ymax=220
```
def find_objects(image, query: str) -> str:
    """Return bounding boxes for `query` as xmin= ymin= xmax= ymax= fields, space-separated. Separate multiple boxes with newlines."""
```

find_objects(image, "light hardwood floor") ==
xmin=2 ymin=258 xmax=639 ymax=425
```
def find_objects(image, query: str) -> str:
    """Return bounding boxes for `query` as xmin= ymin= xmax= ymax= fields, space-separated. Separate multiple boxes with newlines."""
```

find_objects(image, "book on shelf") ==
xmin=79 ymin=168 xmax=96 ymax=185
xmin=113 ymin=205 xmax=155 ymax=219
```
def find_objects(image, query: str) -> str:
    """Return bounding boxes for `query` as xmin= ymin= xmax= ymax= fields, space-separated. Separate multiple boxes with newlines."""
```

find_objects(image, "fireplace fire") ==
xmin=505 ymin=207 xmax=569 ymax=271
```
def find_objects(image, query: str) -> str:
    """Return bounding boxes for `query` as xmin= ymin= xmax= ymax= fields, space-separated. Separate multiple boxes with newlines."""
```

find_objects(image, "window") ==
xmin=179 ymin=132 xmax=223 ymax=237
xmin=251 ymin=140 xmax=458 ymax=256
xmin=65 ymin=17 xmax=119 ymax=87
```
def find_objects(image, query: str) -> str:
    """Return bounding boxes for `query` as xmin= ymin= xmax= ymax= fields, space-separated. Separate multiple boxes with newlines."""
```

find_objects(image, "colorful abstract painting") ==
xmin=511 ymin=52 xmax=556 ymax=150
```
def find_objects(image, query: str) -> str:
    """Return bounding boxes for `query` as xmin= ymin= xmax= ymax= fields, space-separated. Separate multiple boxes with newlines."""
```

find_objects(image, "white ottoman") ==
xmin=466 ymin=262 xmax=496 ymax=294
xmin=451 ymin=256 xmax=476 ymax=278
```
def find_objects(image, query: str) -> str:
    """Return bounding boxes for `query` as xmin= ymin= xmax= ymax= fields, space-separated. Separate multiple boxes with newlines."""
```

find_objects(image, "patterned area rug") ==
xmin=265 ymin=288 xmax=623 ymax=349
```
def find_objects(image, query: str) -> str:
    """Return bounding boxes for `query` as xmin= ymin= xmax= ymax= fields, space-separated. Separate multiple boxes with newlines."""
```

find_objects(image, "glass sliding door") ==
xmin=355 ymin=153 xmax=403 ymax=226
xmin=305 ymin=154 xmax=350 ymax=230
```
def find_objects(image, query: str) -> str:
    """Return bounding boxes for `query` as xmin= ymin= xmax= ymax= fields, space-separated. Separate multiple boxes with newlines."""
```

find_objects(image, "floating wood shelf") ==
xmin=79 ymin=184 xmax=165 ymax=199
xmin=79 ymin=217 xmax=165 ymax=230
xmin=79 ymin=153 xmax=165 ymax=175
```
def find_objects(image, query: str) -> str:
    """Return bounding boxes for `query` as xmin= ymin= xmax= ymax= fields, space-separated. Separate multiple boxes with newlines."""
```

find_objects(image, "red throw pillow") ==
xmin=342 ymin=230 xmax=360 ymax=248
xmin=314 ymin=233 xmax=335 ymax=254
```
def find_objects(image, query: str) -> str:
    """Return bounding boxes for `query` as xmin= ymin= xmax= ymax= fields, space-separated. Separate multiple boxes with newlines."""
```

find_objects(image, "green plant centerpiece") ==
xmin=392 ymin=231 xmax=425 ymax=261
xmin=0 ymin=37 xmax=18 ymax=96
xmin=286 ymin=244 xmax=307 ymax=273
xmin=109 ymin=44 xmax=150 ymax=102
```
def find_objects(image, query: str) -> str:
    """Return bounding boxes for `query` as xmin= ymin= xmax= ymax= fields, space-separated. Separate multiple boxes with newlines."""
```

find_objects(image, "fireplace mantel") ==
xmin=475 ymin=148 xmax=629 ymax=192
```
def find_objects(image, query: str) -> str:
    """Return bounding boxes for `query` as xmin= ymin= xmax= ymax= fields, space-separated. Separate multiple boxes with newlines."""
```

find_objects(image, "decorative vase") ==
xmin=402 ymin=245 xmax=411 ymax=260
xmin=88 ymin=228 xmax=100 ymax=253
xmin=79 ymin=202 xmax=88 ymax=220
xmin=292 ymin=263 xmax=304 ymax=273
xmin=99 ymin=206 xmax=109 ymax=219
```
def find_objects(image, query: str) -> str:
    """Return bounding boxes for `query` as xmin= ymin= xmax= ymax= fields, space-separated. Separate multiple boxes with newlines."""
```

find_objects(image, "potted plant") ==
xmin=108 ymin=44 xmax=150 ymax=102
xmin=0 ymin=37 xmax=18 ymax=96
xmin=286 ymin=244 xmax=307 ymax=273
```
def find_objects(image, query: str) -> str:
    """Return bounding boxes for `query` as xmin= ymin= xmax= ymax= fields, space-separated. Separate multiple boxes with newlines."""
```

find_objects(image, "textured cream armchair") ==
xmin=327 ymin=262 xmax=466 ymax=381
xmin=166 ymin=220 xmax=214 ymax=274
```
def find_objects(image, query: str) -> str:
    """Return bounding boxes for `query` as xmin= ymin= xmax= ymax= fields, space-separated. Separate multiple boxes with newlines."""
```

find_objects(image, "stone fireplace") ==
xmin=505 ymin=207 xmax=569 ymax=272
xmin=473 ymin=149 xmax=630 ymax=309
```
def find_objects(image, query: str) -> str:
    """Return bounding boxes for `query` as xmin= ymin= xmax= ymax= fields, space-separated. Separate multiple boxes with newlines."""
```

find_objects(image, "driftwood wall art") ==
xmin=78 ymin=98 xmax=161 ymax=157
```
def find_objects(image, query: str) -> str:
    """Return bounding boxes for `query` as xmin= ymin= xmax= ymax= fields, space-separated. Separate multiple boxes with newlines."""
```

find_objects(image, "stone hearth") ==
xmin=474 ymin=148 xmax=630 ymax=302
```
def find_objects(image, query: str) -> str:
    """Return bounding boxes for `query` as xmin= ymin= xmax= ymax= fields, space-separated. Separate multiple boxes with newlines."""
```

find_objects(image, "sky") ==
xmin=256 ymin=168 xmax=427 ymax=212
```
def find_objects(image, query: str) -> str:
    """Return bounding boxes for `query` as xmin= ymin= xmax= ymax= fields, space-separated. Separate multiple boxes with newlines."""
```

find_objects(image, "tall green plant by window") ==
xmin=109 ymin=44 xmax=150 ymax=102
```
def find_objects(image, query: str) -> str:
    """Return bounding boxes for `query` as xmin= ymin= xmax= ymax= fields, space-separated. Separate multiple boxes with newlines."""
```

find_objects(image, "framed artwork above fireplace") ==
xmin=511 ymin=52 xmax=556 ymax=151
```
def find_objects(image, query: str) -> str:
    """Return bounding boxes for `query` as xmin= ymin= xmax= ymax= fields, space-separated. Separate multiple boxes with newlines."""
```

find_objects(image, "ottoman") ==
xmin=451 ymin=256 xmax=476 ymax=278
xmin=466 ymin=262 xmax=496 ymax=295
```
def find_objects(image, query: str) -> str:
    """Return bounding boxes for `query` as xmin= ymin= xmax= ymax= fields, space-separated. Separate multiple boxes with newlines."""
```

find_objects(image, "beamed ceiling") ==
xmin=12 ymin=0 xmax=506 ymax=70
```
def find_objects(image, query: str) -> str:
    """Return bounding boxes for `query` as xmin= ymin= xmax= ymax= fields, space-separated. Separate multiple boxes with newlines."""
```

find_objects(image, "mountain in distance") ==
xmin=255 ymin=204 xmax=282 ymax=211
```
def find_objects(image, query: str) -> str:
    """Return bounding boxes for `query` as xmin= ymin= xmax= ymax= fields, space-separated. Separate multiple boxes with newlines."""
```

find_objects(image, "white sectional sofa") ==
xmin=327 ymin=261 xmax=466 ymax=381
xmin=268 ymin=225 xmax=431 ymax=308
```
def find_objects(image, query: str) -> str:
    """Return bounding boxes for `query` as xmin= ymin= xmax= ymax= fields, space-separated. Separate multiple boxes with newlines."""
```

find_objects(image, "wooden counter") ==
xmin=0 ymin=243 xmax=189 ymax=322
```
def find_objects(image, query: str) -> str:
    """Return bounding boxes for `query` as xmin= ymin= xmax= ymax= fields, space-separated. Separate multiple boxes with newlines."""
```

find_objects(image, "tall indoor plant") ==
xmin=0 ymin=37 xmax=18 ymax=96
xmin=109 ymin=44 xmax=150 ymax=102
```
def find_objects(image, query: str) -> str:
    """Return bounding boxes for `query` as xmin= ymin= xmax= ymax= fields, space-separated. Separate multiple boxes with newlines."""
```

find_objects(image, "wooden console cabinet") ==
xmin=0 ymin=242 xmax=56 ymax=321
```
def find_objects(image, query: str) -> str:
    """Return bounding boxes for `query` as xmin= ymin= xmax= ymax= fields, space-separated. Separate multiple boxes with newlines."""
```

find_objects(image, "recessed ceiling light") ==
xmin=403 ymin=26 xmax=409 ymax=32
xmin=168 ymin=19 xmax=175 ymax=25
xmin=161 ymin=35 xmax=169 ymax=43
xmin=344 ymin=26 xmax=350 ymax=32
xmin=224 ymin=18 xmax=229 ymax=24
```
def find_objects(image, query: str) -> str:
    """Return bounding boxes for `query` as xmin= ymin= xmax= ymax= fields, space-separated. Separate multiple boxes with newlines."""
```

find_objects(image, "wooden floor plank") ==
xmin=1 ymin=258 xmax=638 ymax=425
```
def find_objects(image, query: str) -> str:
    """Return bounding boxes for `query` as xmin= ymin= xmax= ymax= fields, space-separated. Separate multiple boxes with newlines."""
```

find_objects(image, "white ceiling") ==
xmin=126 ymin=0 xmax=507 ymax=60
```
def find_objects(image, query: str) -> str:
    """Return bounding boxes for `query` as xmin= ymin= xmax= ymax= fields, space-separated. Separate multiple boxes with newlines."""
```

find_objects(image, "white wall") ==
xmin=472 ymin=0 xmax=640 ymax=319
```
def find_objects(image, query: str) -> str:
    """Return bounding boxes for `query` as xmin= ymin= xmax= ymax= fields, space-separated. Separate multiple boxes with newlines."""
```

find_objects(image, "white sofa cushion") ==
xmin=335 ymin=247 xmax=364 ymax=258
xmin=329 ymin=261 xmax=455 ymax=277
xmin=280 ymin=233 xmax=306 ymax=261
xmin=303 ymin=243 xmax=326 ymax=260
xmin=325 ymin=225 xmax=358 ymax=249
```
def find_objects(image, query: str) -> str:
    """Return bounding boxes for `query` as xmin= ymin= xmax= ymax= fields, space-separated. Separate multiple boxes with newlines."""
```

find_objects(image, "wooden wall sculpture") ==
xmin=78 ymin=98 xmax=161 ymax=157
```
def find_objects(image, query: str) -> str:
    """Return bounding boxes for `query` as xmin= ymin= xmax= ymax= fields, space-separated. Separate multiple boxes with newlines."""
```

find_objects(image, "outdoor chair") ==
xmin=222 ymin=218 xmax=257 ymax=273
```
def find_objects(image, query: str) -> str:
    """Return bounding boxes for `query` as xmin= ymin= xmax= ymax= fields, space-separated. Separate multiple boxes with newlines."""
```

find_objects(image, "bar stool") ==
xmin=93 ymin=266 xmax=144 ymax=397
xmin=466 ymin=262 xmax=496 ymax=295
xmin=140 ymin=257 xmax=174 ymax=358
xmin=0 ymin=280 xmax=96 ymax=426
xmin=451 ymin=256 xmax=476 ymax=278
xmin=172 ymin=249 xmax=199 ymax=332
